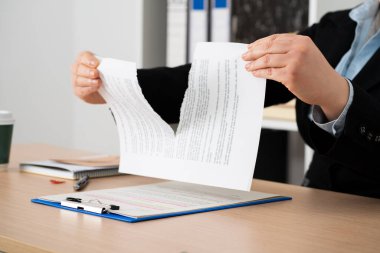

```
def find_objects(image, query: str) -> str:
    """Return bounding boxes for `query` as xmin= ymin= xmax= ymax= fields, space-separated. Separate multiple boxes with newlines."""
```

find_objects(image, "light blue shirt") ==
xmin=311 ymin=0 xmax=380 ymax=136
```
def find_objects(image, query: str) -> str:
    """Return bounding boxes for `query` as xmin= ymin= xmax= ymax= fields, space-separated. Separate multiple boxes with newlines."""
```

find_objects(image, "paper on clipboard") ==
xmin=37 ymin=181 xmax=286 ymax=219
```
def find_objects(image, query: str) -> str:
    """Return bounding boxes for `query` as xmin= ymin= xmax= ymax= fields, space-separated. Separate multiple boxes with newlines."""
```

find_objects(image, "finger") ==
xmin=74 ymin=76 xmax=101 ymax=88
xmin=77 ymin=51 xmax=99 ymax=68
xmin=71 ymin=62 xmax=79 ymax=75
xmin=243 ymin=34 xmax=295 ymax=61
xmin=242 ymin=39 xmax=291 ymax=61
xmin=76 ymin=64 xmax=100 ymax=78
xmin=247 ymin=33 xmax=295 ymax=49
xmin=245 ymin=53 xmax=288 ymax=71
xmin=75 ymin=86 xmax=100 ymax=99
xmin=251 ymin=67 xmax=287 ymax=84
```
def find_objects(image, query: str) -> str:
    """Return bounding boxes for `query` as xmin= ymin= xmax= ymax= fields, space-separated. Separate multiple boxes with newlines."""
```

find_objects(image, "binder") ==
xmin=166 ymin=0 xmax=188 ymax=67
xmin=188 ymin=0 xmax=209 ymax=62
xmin=32 ymin=181 xmax=291 ymax=223
xmin=210 ymin=0 xmax=231 ymax=42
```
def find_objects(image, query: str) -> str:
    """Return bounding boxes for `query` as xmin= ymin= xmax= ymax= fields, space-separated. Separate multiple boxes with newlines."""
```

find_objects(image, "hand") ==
xmin=242 ymin=34 xmax=349 ymax=121
xmin=71 ymin=51 xmax=106 ymax=104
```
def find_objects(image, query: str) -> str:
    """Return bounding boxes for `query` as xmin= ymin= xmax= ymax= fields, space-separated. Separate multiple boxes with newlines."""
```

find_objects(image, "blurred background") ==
xmin=0 ymin=0 xmax=362 ymax=183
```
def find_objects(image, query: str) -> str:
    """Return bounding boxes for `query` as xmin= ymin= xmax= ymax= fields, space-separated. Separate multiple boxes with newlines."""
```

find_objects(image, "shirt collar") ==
xmin=349 ymin=0 xmax=379 ymax=23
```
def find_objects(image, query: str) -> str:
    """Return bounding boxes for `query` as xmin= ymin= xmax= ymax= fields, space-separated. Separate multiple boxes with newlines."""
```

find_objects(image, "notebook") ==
xmin=20 ymin=156 xmax=120 ymax=179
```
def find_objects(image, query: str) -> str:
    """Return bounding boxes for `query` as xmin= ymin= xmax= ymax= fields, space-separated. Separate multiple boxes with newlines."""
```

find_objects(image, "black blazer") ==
xmin=137 ymin=10 xmax=380 ymax=198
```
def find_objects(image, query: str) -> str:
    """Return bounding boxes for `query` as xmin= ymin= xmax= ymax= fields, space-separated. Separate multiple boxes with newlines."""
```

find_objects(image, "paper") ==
xmin=52 ymin=155 xmax=119 ymax=167
xmin=98 ymin=42 xmax=266 ymax=191
xmin=40 ymin=181 xmax=278 ymax=218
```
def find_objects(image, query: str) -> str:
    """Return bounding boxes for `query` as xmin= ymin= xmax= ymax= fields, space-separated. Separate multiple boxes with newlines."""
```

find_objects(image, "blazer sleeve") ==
xmin=308 ymin=83 xmax=380 ymax=169
xmin=137 ymin=64 xmax=191 ymax=124
xmin=295 ymin=10 xmax=380 ymax=169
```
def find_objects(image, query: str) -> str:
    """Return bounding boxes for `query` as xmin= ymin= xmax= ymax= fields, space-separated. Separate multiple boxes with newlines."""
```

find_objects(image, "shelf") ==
xmin=262 ymin=100 xmax=297 ymax=131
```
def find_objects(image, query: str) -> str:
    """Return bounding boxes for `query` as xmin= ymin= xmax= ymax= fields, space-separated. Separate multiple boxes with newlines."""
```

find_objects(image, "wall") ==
xmin=0 ymin=0 xmax=76 ymax=149
xmin=0 ymin=0 xmax=166 ymax=155
xmin=71 ymin=0 xmax=144 ymax=154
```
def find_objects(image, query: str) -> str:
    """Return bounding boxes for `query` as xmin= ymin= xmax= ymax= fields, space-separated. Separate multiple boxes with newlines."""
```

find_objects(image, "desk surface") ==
xmin=1 ymin=144 xmax=379 ymax=253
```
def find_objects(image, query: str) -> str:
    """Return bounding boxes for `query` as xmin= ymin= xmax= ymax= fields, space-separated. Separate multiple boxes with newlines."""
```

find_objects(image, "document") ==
xmin=98 ymin=42 xmax=266 ymax=191
xmin=39 ymin=181 xmax=281 ymax=219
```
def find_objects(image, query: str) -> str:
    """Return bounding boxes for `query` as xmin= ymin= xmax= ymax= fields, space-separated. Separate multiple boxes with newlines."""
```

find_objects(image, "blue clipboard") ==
xmin=31 ymin=196 xmax=292 ymax=223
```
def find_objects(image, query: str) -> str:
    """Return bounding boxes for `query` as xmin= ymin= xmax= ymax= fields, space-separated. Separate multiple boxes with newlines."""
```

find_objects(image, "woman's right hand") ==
xmin=71 ymin=51 xmax=106 ymax=104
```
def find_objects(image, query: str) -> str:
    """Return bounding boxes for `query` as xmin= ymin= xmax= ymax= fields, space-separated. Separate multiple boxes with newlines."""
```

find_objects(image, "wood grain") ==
xmin=0 ymin=144 xmax=379 ymax=253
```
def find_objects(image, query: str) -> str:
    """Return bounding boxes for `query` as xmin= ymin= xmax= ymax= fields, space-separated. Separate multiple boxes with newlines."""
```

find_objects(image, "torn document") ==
xmin=98 ymin=42 xmax=266 ymax=191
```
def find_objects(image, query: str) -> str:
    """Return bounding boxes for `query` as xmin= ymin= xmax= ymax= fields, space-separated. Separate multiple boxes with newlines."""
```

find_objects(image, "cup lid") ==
xmin=0 ymin=111 xmax=15 ymax=125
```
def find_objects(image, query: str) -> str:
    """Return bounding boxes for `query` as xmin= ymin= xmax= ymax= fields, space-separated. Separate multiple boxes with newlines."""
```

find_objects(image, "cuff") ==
xmin=311 ymin=79 xmax=354 ymax=137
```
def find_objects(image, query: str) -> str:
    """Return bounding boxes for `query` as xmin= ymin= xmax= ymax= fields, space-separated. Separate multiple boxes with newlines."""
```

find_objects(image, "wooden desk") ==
xmin=1 ymin=144 xmax=379 ymax=253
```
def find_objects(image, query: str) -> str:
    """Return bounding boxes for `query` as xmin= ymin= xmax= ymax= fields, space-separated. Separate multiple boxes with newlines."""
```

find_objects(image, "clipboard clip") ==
xmin=61 ymin=197 xmax=120 ymax=214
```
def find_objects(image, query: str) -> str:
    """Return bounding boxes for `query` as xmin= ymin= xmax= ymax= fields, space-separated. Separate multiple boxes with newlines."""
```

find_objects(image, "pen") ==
xmin=74 ymin=175 xmax=89 ymax=191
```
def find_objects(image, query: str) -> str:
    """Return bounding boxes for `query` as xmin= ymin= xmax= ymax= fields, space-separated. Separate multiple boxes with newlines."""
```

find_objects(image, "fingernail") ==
xmin=91 ymin=79 xmax=98 ymax=84
xmin=89 ymin=70 xmax=95 ymax=76
xmin=242 ymin=52 xmax=248 ymax=58
xmin=245 ymin=62 xmax=252 ymax=69
xmin=90 ymin=61 xmax=96 ymax=66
